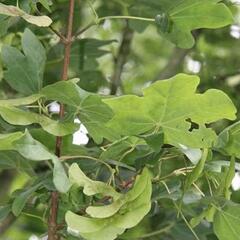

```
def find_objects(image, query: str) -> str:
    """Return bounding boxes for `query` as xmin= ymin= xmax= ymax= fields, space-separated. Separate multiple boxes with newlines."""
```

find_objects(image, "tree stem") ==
xmin=110 ymin=22 xmax=133 ymax=95
xmin=48 ymin=0 xmax=75 ymax=239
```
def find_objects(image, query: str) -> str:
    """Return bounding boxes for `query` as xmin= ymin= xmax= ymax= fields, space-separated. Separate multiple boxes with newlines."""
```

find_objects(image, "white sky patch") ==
xmin=29 ymin=236 xmax=38 ymax=240
xmin=102 ymin=20 xmax=112 ymax=30
xmin=73 ymin=118 xmax=89 ymax=145
xmin=186 ymin=58 xmax=202 ymax=74
xmin=231 ymin=0 xmax=240 ymax=4
xmin=48 ymin=101 xmax=60 ymax=113
xmin=232 ymin=172 xmax=240 ymax=191
xmin=230 ymin=25 xmax=240 ymax=39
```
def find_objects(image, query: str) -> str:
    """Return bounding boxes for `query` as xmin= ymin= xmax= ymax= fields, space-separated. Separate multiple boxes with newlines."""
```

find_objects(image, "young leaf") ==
xmin=0 ymin=3 xmax=52 ymax=27
xmin=66 ymin=167 xmax=152 ymax=240
xmin=86 ymin=168 xmax=150 ymax=219
xmin=104 ymin=74 xmax=236 ymax=148
xmin=1 ymin=29 xmax=46 ymax=95
xmin=184 ymin=148 xmax=208 ymax=190
xmin=69 ymin=163 xmax=120 ymax=200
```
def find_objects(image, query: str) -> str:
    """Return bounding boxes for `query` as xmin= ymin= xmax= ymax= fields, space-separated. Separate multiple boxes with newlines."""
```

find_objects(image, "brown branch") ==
xmin=47 ymin=1 xmax=76 ymax=240
xmin=110 ymin=22 xmax=134 ymax=95
xmin=0 ymin=213 xmax=16 ymax=235
xmin=0 ymin=170 xmax=16 ymax=201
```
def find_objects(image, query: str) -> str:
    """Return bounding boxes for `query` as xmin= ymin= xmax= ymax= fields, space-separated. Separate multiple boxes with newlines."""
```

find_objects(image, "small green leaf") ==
xmin=69 ymin=163 xmax=120 ymax=200
xmin=185 ymin=148 xmax=208 ymax=190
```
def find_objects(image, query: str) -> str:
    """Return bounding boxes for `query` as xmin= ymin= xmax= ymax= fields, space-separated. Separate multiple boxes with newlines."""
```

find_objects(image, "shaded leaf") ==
xmin=2 ymin=29 xmax=46 ymax=94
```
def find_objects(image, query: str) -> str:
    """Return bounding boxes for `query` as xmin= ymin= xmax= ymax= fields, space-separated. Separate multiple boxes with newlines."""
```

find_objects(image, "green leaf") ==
xmin=13 ymin=131 xmax=71 ymax=193
xmin=0 ymin=151 xmax=34 ymax=175
xmin=41 ymin=79 xmax=87 ymax=107
xmin=2 ymin=29 xmax=46 ymax=95
xmin=52 ymin=155 xmax=72 ymax=194
xmin=100 ymin=137 xmax=146 ymax=161
xmin=79 ymin=95 xmax=117 ymax=143
xmin=104 ymin=74 xmax=236 ymax=148
xmin=0 ymin=94 xmax=42 ymax=106
xmin=131 ymin=0 xmax=233 ymax=48
xmin=0 ymin=3 xmax=52 ymax=27
xmin=144 ymin=132 xmax=164 ymax=152
xmin=214 ymin=204 xmax=240 ymax=240
xmin=69 ymin=163 xmax=120 ymax=200
xmin=66 ymin=167 xmax=152 ymax=240
xmin=0 ymin=205 xmax=11 ymax=221
xmin=0 ymin=132 xmax=24 ymax=150
xmin=0 ymin=106 xmax=78 ymax=136
xmin=217 ymin=121 xmax=240 ymax=158
xmin=41 ymin=81 xmax=117 ymax=143
xmin=86 ymin=168 xmax=150 ymax=219
xmin=12 ymin=182 xmax=42 ymax=216
xmin=184 ymin=148 xmax=208 ymax=190
xmin=13 ymin=131 xmax=55 ymax=161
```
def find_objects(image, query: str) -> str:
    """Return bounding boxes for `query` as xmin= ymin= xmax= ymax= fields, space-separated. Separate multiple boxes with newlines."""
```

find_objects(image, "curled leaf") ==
xmin=0 ymin=3 xmax=52 ymax=27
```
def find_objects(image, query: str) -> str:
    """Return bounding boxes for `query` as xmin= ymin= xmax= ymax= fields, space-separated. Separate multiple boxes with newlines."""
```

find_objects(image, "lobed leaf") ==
xmin=1 ymin=29 xmax=46 ymax=95
xmin=104 ymin=74 xmax=236 ymax=148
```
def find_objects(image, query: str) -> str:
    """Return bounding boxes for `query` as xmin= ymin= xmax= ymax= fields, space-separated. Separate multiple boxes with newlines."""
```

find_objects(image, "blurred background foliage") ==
xmin=1 ymin=0 xmax=240 ymax=239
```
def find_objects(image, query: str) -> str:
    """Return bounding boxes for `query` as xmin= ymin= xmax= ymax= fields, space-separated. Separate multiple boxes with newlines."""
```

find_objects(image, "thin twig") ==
xmin=48 ymin=1 xmax=76 ymax=240
xmin=72 ymin=22 xmax=95 ymax=41
xmin=49 ymin=25 xmax=67 ymax=44
xmin=110 ymin=22 xmax=134 ymax=95
xmin=140 ymin=222 xmax=175 ymax=239
xmin=0 ymin=213 xmax=16 ymax=236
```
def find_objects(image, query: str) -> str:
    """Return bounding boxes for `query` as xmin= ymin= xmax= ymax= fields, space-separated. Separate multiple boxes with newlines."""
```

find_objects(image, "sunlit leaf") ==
xmin=105 ymin=74 xmax=236 ymax=148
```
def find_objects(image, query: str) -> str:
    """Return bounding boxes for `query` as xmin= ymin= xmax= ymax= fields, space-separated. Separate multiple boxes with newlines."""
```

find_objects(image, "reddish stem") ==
xmin=48 ymin=1 xmax=75 ymax=239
